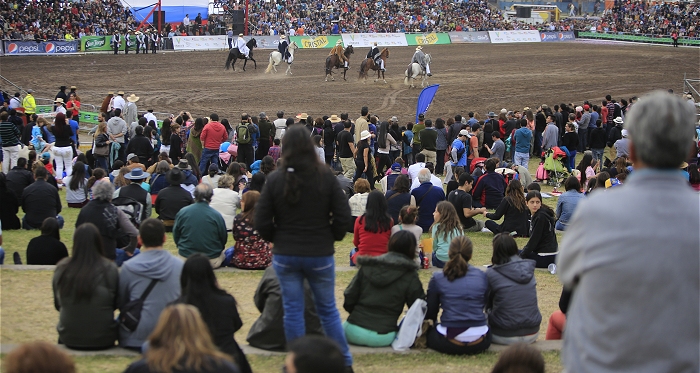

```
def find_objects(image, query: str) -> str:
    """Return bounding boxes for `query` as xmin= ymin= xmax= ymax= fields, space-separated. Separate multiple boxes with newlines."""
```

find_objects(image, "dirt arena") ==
xmin=1 ymin=41 xmax=698 ymax=121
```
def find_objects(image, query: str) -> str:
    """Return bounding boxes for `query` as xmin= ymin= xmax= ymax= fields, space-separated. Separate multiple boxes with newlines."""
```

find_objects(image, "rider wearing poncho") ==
xmin=235 ymin=33 xmax=250 ymax=58
xmin=411 ymin=46 xmax=431 ymax=77
xmin=278 ymin=35 xmax=291 ymax=63
xmin=366 ymin=42 xmax=385 ymax=72
xmin=330 ymin=40 xmax=348 ymax=69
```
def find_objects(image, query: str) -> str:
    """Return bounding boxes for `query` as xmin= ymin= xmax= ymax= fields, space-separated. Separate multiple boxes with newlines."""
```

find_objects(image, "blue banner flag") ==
xmin=415 ymin=84 xmax=440 ymax=123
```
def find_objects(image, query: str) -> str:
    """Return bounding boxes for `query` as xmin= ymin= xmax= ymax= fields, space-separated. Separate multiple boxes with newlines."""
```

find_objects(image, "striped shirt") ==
xmin=0 ymin=121 xmax=21 ymax=147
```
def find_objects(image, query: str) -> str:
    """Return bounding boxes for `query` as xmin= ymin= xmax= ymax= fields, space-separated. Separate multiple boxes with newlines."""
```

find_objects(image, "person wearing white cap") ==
xmin=366 ymin=41 xmax=385 ymax=72
xmin=613 ymin=129 xmax=630 ymax=158
xmin=235 ymin=33 xmax=249 ymax=58
xmin=329 ymin=40 xmax=348 ymax=69
xmin=411 ymin=45 xmax=431 ymax=76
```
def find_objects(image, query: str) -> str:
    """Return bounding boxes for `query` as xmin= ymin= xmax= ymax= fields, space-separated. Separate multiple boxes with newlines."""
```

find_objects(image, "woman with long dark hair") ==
xmin=123 ymin=304 xmax=238 ymax=373
xmin=376 ymin=121 xmax=396 ymax=183
xmin=520 ymin=191 xmax=558 ymax=268
xmin=435 ymin=118 xmax=448 ymax=175
xmin=430 ymin=201 xmax=463 ymax=268
xmin=425 ymin=236 xmax=491 ymax=355
xmin=227 ymin=190 xmax=271 ymax=269
xmin=576 ymin=153 xmax=593 ymax=190
xmin=255 ymin=125 xmax=354 ymax=370
xmin=64 ymin=161 xmax=89 ymax=208
xmin=52 ymin=223 xmax=118 ymax=350
xmin=352 ymin=190 xmax=393 ymax=264
xmin=52 ymin=112 xmax=74 ymax=182
xmin=187 ymin=117 xmax=206 ymax=163
xmin=354 ymin=130 xmax=374 ymax=188
xmin=159 ymin=118 xmax=172 ymax=153
xmin=486 ymin=234 xmax=541 ymax=345
xmin=26 ymin=217 xmax=68 ymax=265
xmin=343 ymin=230 xmax=425 ymax=347
xmin=185 ymin=153 xmax=201 ymax=181
xmin=484 ymin=179 xmax=529 ymax=236
xmin=385 ymin=174 xmax=415 ymax=224
xmin=178 ymin=254 xmax=252 ymax=373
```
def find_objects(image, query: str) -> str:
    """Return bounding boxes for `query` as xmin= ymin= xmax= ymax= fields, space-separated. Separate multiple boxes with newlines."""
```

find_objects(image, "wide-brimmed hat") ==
xmin=117 ymin=91 xmax=125 ymax=95
xmin=124 ymin=167 xmax=150 ymax=180
xmin=391 ymin=116 xmax=398 ymax=122
xmin=127 ymin=94 xmax=140 ymax=103
xmin=336 ymin=40 xmax=343 ymax=45
xmin=296 ymin=113 xmax=308 ymax=120
xmin=500 ymin=108 xmax=507 ymax=114
xmin=280 ymin=34 xmax=286 ymax=39
xmin=680 ymin=161 xmax=689 ymax=169
xmin=70 ymin=86 xmax=77 ymax=89
xmin=488 ymin=111 xmax=496 ymax=117
xmin=239 ymin=33 xmax=244 ymax=37
xmin=166 ymin=168 xmax=186 ymax=185
xmin=54 ymin=98 xmax=64 ymax=104
xmin=415 ymin=46 xmax=422 ymax=51
xmin=108 ymin=91 xmax=114 ymax=95
xmin=176 ymin=160 xmax=191 ymax=170
xmin=329 ymin=114 xmax=341 ymax=123
xmin=360 ymin=130 xmax=371 ymax=140
xmin=613 ymin=117 xmax=624 ymax=124
xmin=228 ymin=26 xmax=232 ymax=30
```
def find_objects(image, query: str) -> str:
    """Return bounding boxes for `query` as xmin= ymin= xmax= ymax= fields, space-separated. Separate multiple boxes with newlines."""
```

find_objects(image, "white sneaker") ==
xmin=481 ymin=227 xmax=491 ymax=233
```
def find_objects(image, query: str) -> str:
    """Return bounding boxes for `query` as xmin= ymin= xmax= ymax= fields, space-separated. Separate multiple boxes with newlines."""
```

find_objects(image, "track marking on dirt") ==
xmin=376 ymin=88 xmax=408 ymax=113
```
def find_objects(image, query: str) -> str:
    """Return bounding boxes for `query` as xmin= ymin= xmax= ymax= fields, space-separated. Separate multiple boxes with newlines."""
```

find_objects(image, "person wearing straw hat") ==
xmin=111 ymin=29 xmax=122 ymax=55
xmin=410 ymin=45 xmax=431 ymax=77
xmin=278 ymin=34 xmax=291 ymax=63
xmin=235 ymin=33 xmax=250 ymax=58
xmin=227 ymin=26 xmax=234 ymax=49
xmin=329 ymin=40 xmax=348 ymax=69
xmin=123 ymin=94 xmax=139 ymax=129
xmin=53 ymin=98 xmax=66 ymax=115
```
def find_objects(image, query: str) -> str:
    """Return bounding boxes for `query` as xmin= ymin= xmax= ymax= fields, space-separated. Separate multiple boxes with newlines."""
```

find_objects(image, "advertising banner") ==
xmin=448 ymin=31 xmax=491 ymax=43
xmin=172 ymin=35 xmax=227 ymax=50
xmin=341 ymin=33 xmax=408 ymax=48
xmin=81 ymin=35 xmax=137 ymax=52
xmin=249 ymin=35 xmax=281 ymax=49
xmin=290 ymin=35 xmax=342 ymax=49
xmin=405 ymin=32 xmax=451 ymax=46
xmin=0 ymin=41 xmax=4 ymax=56
xmin=488 ymin=30 xmax=541 ymax=44
xmin=4 ymin=40 xmax=80 ymax=55
xmin=540 ymin=31 xmax=576 ymax=42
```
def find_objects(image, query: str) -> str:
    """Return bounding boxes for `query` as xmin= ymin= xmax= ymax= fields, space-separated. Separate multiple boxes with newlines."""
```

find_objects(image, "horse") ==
xmin=265 ymin=41 xmax=298 ymax=75
xmin=325 ymin=45 xmax=354 ymax=82
xmin=225 ymin=38 xmax=258 ymax=71
xmin=404 ymin=53 xmax=431 ymax=88
xmin=359 ymin=48 xmax=389 ymax=84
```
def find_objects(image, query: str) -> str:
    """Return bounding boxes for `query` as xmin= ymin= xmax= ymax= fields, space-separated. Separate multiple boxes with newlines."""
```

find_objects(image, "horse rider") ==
xmin=278 ymin=34 xmax=292 ymax=63
xmin=367 ymin=42 xmax=385 ymax=72
xmin=330 ymin=40 xmax=348 ymax=69
xmin=411 ymin=46 xmax=432 ymax=77
xmin=235 ymin=33 xmax=250 ymax=58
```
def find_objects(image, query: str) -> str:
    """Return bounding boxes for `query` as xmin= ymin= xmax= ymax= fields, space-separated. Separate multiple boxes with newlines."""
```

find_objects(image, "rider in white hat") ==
xmin=411 ymin=45 xmax=431 ymax=77
xmin=278 ymin=34 xmax=291 ymax=63
xmin=236 ymin=33 xmax=249 ymax=58
xmin=366 ymin=41 xmax=385 ymax=72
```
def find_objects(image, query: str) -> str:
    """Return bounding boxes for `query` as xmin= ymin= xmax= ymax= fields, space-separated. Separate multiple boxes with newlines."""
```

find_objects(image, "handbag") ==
xmin=119 ymin=279 xmax=158 ymax=332
xmin=392 ymin=299 xmax=428 ymax=351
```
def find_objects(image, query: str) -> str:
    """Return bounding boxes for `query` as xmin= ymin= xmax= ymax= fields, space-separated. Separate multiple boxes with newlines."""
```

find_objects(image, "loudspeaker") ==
xmin=232 ymin=10 xmax=245 ymax=23
xmin=232 ymin=23 xmax=245 ymax=35
xmin=153 ymin=11 xmax=166 ymax=26
xmin=515 ymin=7 xmax=531 ymax=18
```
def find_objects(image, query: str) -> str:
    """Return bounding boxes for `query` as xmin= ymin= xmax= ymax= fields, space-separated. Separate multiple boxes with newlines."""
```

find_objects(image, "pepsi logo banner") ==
xmin=540 ymin=31 xmax=576 ymax=42
xmin=3 ymin=40 xmax=79 ymax=55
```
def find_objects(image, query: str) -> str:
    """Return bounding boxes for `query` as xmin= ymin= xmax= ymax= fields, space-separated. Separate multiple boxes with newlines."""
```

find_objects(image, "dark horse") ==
xmin=359 ymin=48 xmax=389 ymax=84
xmin=325 ymin=45 xmax=354 ymax=82
xmin=225 ymin=38 xmax=257 ymax=71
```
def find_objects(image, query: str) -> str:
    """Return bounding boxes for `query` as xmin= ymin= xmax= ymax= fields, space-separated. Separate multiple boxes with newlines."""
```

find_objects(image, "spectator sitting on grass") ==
xmin=483 ymin=179 xmax=529 ymax=237
xmin=223 ymin=190 xmax=271 ymax=269
xmin=348 ymin=178 xmax=371 ymax=231
xmin=27 ymin=217 xmax=68 ymax=265
xmin=21 ymin=165 xmax=63 ymax=230
xmin=351 ymin=190 xmax=393 ymax=265
xmin=555 ymin=176 xmax=584 ymax=231
xmin=154 ymin=168 xmax=194 ymax=230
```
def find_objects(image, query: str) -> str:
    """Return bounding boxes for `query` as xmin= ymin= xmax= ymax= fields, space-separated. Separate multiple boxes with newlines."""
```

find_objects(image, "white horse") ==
xmin=265 ymin=41 xmax=298 ymax=75
xmin=404 ymin=54 xmax=431 ymax=88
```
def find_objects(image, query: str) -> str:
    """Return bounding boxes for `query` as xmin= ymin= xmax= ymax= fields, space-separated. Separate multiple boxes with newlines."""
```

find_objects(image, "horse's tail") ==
xmin=225 ymin=52 xmax=233 ymax=70
xmin=359 ymin=59 xmax=366 ymax=79
xmin=265 ymin=53 xmax=274 ymax=74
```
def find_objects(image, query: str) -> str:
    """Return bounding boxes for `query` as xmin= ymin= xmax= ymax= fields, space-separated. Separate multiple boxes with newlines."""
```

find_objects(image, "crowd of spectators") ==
xmin=1 ymin=0 xmax=698 ymax=42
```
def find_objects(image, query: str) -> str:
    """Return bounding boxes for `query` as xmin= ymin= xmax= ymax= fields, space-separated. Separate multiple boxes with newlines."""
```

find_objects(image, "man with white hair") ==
xmin=410 ymin=168 xmax=445 ymax=232
xmin=558 ymin=91 xmax=700 ymax=373
xmin=173 ymin=183 xmax=227 ymax=268
xmin=614 ymin=129 xmax=630 ymax=158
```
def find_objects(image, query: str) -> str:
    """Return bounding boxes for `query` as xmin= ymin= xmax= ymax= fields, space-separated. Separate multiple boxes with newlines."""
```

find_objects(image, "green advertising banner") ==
xmin=405 ymin=32 xmax=451 ymax=46
xmin=290 ymin=35 xmax=342 ymax=49
xmin=37 ymin=105 xmax=100 ymax=125
xmin=81 ymin=35 xmax=138 ymax=52
xmin=579 ymin=32 xmax=700 ymax=46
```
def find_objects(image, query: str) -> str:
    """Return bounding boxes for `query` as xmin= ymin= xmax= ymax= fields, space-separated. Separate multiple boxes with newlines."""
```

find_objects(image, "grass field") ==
xmin=0 ymin=157 xmax=571 ymax=372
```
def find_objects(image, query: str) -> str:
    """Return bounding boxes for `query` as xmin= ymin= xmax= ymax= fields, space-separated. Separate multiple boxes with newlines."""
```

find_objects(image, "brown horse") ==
xmin=325 ymin=45 xmax=354 ymax=82
xmin=359 ymin=48 xmax=389 ymax=84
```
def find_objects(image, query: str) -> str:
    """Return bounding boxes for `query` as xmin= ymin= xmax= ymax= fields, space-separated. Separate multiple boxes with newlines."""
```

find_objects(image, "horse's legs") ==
xmin=251 ymin=58 xmax=257 ymax=69
xmin=286 ymin=63 xmax=292 ymax=75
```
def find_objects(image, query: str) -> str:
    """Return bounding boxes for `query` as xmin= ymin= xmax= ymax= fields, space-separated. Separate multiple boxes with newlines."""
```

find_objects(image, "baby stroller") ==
xmin=542 ymin=147 xmax=569 ymax=187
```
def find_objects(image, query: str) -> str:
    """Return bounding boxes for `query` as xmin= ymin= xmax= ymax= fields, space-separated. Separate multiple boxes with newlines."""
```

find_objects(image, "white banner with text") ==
xmin=487 ymin=30 xmax=541 ymax=44
xmin=341 ymin=33 xmax=408 ymax=48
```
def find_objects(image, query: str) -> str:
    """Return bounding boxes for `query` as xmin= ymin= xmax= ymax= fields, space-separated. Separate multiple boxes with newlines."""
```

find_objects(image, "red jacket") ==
xmin=200 ymin=121 xmax=228 ymax=150
xmin=352 ymin=216 xmax=392 ymax=261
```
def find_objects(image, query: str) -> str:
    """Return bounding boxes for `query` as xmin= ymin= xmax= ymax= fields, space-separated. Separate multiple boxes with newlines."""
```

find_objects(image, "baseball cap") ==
xmin=390 ymin=163 xmax=402 ymax=172
xmin=583 ymin=104 xmax=590 ymax=110
xmin=459 ymin=129 xmax=469 ymax=136
xmin=41 ymin=152 xmax=51 ymax=160
xmin=127 ymin=153 xmax=138 ymax=161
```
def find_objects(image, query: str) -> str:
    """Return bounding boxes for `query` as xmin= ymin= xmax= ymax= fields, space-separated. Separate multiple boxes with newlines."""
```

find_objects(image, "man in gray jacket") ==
xmin=558 ymin=91 xmax=699 ymax=373
xmin=118 ymin=218 xmax=183 ymax=350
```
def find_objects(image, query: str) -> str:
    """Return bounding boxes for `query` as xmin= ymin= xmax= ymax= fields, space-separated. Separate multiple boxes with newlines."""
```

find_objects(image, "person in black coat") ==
xmin=483 ymin=179 xmax=529 ymax=237
xmin=178 ymin=254 xmax=252 ymax=373
xmin=520 ymin=191 xmax=558 ymax=268
xmin=5 ymin=157 xmax=34 ymax=204
xmin=125 ymin=125 xmax=154 ymax=167
xmin=26 ymin=217 xmax=68 ymax=265
xmin=0 ymin=172 xmax=21 ymax=230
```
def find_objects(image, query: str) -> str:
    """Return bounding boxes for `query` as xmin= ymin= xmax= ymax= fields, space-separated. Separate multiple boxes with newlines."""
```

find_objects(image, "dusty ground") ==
xmin=1 ymin=41 xmax=698 ymax=122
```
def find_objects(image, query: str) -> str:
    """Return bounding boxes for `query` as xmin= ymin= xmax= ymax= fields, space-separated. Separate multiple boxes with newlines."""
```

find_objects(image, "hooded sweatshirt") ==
xmin=344 ymin=252 xmax=425 ymax=334
xmin=118 ymin=249 xmax=183 ymax=348
xmin=521 ymin=208 xmax=558 ymax=258
xmin=486 ymin=256 xmax=542 ymax=337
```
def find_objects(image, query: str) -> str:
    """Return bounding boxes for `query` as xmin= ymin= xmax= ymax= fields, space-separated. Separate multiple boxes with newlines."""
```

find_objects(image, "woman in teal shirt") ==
xmin=431 ymin=201 xmax=464 ymax=268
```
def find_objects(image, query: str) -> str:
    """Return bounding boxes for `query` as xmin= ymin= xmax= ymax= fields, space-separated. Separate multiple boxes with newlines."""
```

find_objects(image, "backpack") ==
xmin=113 ymin=196 xmax=144 ymax=228
xmin=450 ymin=143 xmax=466 ymax=163
xmin=237 ymin=123 xmax=251 ymax=144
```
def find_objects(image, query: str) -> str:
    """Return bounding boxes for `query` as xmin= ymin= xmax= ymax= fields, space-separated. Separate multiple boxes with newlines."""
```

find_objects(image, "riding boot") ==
xmin=344 ymin=60 xmax=348 ymax=70
xmin=426 ymin=64 xmax=432 ymax=77
xmin=380 ymin=60 xmax=385 ymax=72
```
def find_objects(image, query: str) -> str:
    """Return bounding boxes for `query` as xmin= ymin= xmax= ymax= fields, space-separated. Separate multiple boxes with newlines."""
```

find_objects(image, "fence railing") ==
xmin=578 ymin=31 xmax=700 ymax=46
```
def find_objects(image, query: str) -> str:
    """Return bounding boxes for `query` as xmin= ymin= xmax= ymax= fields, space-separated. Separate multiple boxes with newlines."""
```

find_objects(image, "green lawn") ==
xmin=0 ymin=156 xmax=573 ymax=373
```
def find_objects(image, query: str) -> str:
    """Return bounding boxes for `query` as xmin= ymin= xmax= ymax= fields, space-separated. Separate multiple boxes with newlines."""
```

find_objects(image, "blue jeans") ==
xmin=115 ymin=248 xmax=140 ymax=267
xmin=577 ymin=128 xmax=588 ymax=152
xmin=567 ymin=150 xmax=577 ymax=171
xmin=221 ymin=246 xmax=235 ymax=267
xmin=0 ymin=248 xmax=5 ymax=264
xmin=96 ymin=156 xmax=109 ymax=171
xmin=432 ymin=252 xmax=445 ymax=268
xmin=514 ymin=151 xmax=529 ymax=168
xmin=273 ymin=254 xmax=353 ymax=367
xmin=591 ymin=148 xmax=604 ymax=170
xmin=199 ymin=148 xmax=220 ymax=176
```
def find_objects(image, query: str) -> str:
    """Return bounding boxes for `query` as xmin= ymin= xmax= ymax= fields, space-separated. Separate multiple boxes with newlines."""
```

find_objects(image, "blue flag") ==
xmin=415 ymin=84 xmax=440 ymax=123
